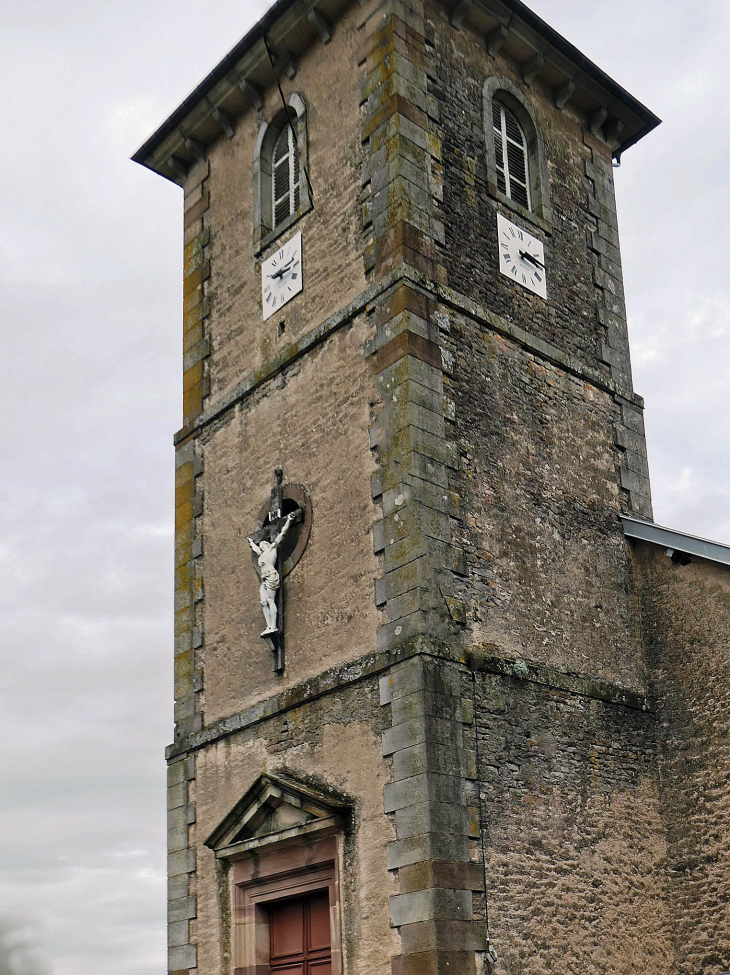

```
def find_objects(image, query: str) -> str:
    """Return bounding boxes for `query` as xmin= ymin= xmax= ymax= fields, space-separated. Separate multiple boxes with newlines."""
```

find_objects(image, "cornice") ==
xmin=132 ymin=0 xmax=659 ymax=184
xmin=172 ymin=263 xmax=645 ymax=448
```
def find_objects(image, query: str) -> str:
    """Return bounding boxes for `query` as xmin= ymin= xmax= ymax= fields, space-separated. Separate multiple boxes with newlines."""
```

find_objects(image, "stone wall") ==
xmin=441 ymin=302 xmax=647 ymax=688
xmin=634 ymin=542 xmax=730 ymax=975
xmin=191 ymin=674 xmax=399 ymax=975
xmin=469 ymin=662 xmax=673 ymax=975
xmin=425 ymin=0 xmax=651 ymax=519
xmin=201 ymin=0 xmax=367 ymax=411
xmin=196 ymin=311 xmax=382 ymax=723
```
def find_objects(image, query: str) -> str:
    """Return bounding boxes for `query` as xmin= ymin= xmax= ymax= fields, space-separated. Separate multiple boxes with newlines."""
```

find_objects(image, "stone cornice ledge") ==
xmin=174 ymin=264 xmax=643 ymax=447
xmin=166 ymin=638 xmax=654 ymax=760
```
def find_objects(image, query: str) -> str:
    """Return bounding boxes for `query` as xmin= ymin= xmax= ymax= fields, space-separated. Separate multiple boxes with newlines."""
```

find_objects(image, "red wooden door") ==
xmin=269 ymin=892 xmax=331 ymax=974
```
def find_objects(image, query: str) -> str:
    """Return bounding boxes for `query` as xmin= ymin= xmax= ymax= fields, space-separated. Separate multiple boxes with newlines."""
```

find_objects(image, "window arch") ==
xmin=253 ymin=93 xmax=311 ymax=254
xmin=483 ymin=78 xmax=552 ymax=228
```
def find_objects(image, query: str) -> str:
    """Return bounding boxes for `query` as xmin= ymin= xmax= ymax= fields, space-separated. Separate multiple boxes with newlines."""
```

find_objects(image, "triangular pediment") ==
xmin=205 ymin=773 xmax=350 ymax=859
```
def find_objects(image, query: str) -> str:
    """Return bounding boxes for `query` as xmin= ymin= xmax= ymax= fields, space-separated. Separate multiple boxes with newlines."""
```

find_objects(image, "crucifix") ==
xmin=248 ymin=469 xmax=304 ymax=672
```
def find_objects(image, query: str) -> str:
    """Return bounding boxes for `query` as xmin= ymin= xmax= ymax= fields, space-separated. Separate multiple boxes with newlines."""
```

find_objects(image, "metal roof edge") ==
xmin=621 ymin=516 xmax=730 ymax=569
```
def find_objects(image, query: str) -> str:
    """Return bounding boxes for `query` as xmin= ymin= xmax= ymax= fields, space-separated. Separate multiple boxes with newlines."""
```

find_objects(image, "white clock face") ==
xmin=497 ymin=214 xmax=547 ymax=300
xmin=261 ymin=231 xmax=303 ymax=321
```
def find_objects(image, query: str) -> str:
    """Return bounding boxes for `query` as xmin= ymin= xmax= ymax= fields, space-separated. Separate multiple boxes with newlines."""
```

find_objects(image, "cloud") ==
xmin=0 ymin=919 xmax=51 ymax=975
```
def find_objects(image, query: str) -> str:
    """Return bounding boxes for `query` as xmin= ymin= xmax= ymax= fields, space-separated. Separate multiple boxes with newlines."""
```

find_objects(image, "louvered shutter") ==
xmin=272 ymin=116 xmax=302 ymax=229
xmin=492 ymin=101 xmax=531 ymax=211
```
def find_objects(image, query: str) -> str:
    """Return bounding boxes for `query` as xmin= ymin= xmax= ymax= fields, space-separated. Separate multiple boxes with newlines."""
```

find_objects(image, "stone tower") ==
xmin=134 ymin=2 xmax=730 ymax=974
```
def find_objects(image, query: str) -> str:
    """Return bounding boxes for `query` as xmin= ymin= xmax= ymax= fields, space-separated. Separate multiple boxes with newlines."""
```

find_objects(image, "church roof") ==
xmin=132 ymin=0 xmax=660 ymax=183
xmin=622 ymin=516 xmax=730 ymax=568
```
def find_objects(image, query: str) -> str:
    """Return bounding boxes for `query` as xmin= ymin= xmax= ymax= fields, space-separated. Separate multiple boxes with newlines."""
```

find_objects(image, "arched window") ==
xmin=253 ymin=93 xmax=311 ymax=254
xmin=492 ymin=100 xmax=531 ymax=211
xmin=272 ymin=114 xmax=301 ymax=228
xmin=483 ymin=78 xmax=552 ymax=227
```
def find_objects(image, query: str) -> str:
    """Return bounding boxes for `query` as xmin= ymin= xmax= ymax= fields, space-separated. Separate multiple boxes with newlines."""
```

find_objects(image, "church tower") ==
xmin=135 ymin=2 xmax=730 ymax=974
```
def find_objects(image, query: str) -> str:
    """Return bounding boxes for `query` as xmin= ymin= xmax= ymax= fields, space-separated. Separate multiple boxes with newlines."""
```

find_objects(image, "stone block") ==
xmin=620 ymin=465 xmax=651 ymax=498
xmin=371 ymin=152 xmax=432 ymax=198
xmin=621 ymin=403 xmax=647 ymax=435
xmin=379 ymin=452 xmax=448 ymax=492
xmin=168 ymin=874 xmax=189 ymax=901
xmin=382 ymin=714 xmax=463 ymax=755
xmin=375 ymin=576 xmax=389 ymax=607
xmin=167 ymin=825 xmax=188 ymax=855
xmin=386 ymin=398 xmax=446 ymax=440
xmin=384 ymin=772 xmax=463 ymax=811
xmin=382 ymin=501 xmax=451 ymax=547
xmin=377 ymin=610 xmax=432 ymax=651
xmin=387 ymin=831 xmax=470 ymax=869
xmin=390 ymin=657 xmax=461 ymax=699
xmin=168 ymin=895 xmax=197 ymax=923
xmin=600 ymin=342 xmax=632 ymax=378
xmin=378 ymin=513 xmax=425 ymax=566
xmin=616 ymin=416 xmax=647 ymax=456
xmin=394 ymin=950 xmax=477 ymax=975
xmin=382 ymin=554 xmax=433 ymax=598
xmin=167 ymin=806 xmax=186 ymax=832
xmin=382 ymin=478 xmax=458 ymax=519
xmin=400 ymin=919 xmax=486 ymax=953
xmin=395 ymin=799 xmax=468 ymax=838
xmin=390 ymin=887 xmax=472 ymax=926
xmin=625 ymin=448 xmax=650 ymax=479
xmin=588 ymin=229 xmax=620 ymax=263
xmin=393 ymin=741 xmax=467 ymax=780
xmin=391 ymin=688 xmax=463 ymax=724
xmin=167 ymin=760 xmax=187 ymax=788
xmin=168 ymin=944 xmax=197 ymax=972
xmin=167 ymin=919 xmax=190 ymax=948
xmin=368 ymin=73 xmax=430 ymax=122
xmin=168 ymin=848 xmax=195 ymax=879
xmin=398 ymin=860 xmax=484 ymax=893
xmin=389 ymin=425 xmax=457 ymax=469
xmin=167 ymin=783 xmax=186 ymax=811
xmin=369 ymin=310 xmax=434 ymax=356
xmin=373 ymin=168 xmax=433 ymax=216
xmin=386 ymin=587 xmax=431 ymax=622
xmin=373 ymin=518 xmax=386 ymax=553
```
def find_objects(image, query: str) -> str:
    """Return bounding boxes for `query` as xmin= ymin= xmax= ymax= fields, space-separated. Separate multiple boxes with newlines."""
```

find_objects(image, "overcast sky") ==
xmin=0 ymin=1 xmax=728 ymax=972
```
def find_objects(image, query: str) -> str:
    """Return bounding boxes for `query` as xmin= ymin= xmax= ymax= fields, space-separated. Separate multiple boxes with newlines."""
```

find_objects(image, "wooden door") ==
xmin=269 ymin=892 xmax=331 ymax=974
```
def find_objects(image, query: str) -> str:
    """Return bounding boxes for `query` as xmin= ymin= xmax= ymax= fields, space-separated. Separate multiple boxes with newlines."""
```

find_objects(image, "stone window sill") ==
xmin=487 ymin=182 xmax=553 ymax=236
xmin=255 ymin=201 xmax=313 ymax=257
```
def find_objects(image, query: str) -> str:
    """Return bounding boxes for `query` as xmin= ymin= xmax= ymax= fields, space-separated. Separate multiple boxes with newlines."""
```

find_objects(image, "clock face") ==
xmin=261 ymin=231 xmax=303 ymax=321
xmin=497 ymin=214 xmax=547 ymax=300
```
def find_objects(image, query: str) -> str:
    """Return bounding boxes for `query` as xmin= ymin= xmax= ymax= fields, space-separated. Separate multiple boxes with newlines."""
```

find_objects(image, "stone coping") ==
xmin=173 ymin=263 xmax=644 ymax=447
xmin=166 ymin=638 xmax=655 ymax=760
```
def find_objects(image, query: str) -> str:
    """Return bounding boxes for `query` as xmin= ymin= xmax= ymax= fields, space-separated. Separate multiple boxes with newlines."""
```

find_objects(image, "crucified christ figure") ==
xmin=248 ymin=511 xmax=296 ymax=636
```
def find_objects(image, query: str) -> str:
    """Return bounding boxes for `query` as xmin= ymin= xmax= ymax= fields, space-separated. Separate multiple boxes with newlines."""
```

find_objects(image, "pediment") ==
xmin=205 ymin=773 xmax=350 ymax=859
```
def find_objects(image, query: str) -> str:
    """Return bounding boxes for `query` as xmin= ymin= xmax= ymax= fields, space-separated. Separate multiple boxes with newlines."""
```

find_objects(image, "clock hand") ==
xmin=269 ymin=258 xmax=296 ymax=280
xmin=519 ymin=249 xmax=545 ymax=271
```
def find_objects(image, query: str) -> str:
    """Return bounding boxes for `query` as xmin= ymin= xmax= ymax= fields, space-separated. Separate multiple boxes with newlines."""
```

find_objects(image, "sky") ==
xmin=0 ymin=0 xmax=728 ymax=972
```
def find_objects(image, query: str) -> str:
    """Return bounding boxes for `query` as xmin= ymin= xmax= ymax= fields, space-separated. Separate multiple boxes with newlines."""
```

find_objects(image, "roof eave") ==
xmin=132 ymin=0 xmax=660 ymax=184
xmin=622 ymin=517 xmax=730 ymax=569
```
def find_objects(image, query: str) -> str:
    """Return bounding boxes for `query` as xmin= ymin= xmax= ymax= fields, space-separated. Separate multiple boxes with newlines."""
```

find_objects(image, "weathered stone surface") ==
xmin=633 ymin=542 xmax=730 ymax=975
xmin=469 ymin=664 xmax=673 ymax=974
xmin=154 ymin=0 xmax=727 ymax=973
